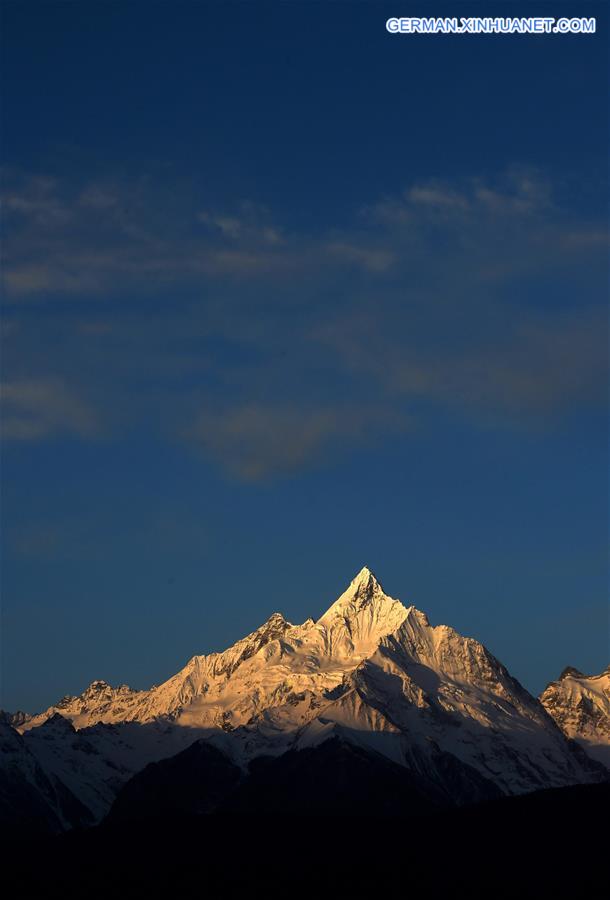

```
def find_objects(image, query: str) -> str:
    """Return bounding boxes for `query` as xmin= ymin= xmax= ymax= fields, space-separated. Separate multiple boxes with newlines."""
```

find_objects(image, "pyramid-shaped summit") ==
xmin=316 ymin=566 xmax=408 ymax=656
xmin=347 ymin=565 xmax=384 ymax=596
xmin=318 ymin=565 xmax=393 ymax=617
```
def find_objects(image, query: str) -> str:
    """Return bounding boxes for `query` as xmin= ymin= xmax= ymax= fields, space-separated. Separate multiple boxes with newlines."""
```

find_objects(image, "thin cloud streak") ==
xmin=1 ymin=377 xmax=101 ymax=441
xmin=186 ymin=403 xmax=409 ymax=481
xmin=1 ymin=166 xmax=603 ymax=300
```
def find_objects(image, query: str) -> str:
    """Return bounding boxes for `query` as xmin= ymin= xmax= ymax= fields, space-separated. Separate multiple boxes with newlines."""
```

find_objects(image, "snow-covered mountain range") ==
xmin=2 ymin=567 xmax=608 ymax=830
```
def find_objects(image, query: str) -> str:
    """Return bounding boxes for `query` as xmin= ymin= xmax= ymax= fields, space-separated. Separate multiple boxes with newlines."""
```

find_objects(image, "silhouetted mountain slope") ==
xmin=0 ymin=718 xmax=93 ymax=836
xmin=221 ymin=738 xmax=449 ymax=815
xmin=109 ymin=740 xmax=241 ymax=821
xmin=108 ymin=735 xmax=502 ymax=821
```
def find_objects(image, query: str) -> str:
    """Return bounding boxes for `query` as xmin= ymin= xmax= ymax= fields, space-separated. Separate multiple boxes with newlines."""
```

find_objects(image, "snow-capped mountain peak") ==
xmin=321 ymin=565 xmax=384 ymax=610
xmin=17 ymin=567 xmax=408 ymax=733
xmin=540 ymin=665 xmax=610 ymax=770
xmin=349 ymin=564 xmax=380 ymax=590
xmin=7 ymin=567 xmax=606 ymax=830
xmin=264 ymin=612 xmax=290 ymax=626
xmin=320 ymin=564 xmax=405 ymax=626
xmin=559 ymin=666 xmax=585 ymax=680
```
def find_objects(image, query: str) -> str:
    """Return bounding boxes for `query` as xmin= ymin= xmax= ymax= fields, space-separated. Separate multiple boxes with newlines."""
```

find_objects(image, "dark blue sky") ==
xmin=1 ymin=1 xmax=608 ymax=712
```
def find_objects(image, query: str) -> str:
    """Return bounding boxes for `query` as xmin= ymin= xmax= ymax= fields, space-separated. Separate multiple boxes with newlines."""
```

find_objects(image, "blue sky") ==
xmin=1 ymin=1 xmax=608 ymax=712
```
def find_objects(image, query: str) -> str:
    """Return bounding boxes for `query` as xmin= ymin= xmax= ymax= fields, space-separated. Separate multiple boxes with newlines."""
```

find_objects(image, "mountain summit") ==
xmin=335 ymin=564 xmax=382 ymax=596
xmin=319 ymin=565 xmax=392 ymax=616
xmin=316 ymin=565 xmax=408 ymax=660
xmin=3 ymin=567 xmax=607 ymax=829
xmin=20 ymin=566 xmax=410 ymax=733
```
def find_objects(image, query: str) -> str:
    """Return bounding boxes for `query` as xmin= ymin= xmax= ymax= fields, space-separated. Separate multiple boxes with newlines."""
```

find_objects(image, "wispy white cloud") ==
xmin=198 ymin=202 xmax=284 ymax=245
xmin=187 ymin=403 xmax=408 ymax=481
xmin=325 ymin=241 xmax=395 ymax=272
xmin=371 ymin=167 xmax=553 ymax=224
xmin=1 ymin=377 xmax=100 ymax=441
xmin=1 ymin=166 xmax=602 ymax=299
xmin=315 ymin=306 xmax=607 ymax=424
xmin=2 ymin=174 xmax=71 ymax=226
xmin=1 ymin=165 xmax=606 ymax=474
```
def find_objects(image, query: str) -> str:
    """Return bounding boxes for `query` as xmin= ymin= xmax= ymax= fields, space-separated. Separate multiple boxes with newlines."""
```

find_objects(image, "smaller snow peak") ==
xmin=559 ymin=666 xmax=585 ymax=681
xmin=87 ymin=680 xmax=111 ymax=691
xmin=79 ymin=680 xmax=135 ymax=698
xmin=256 ymin=611 xmax=292 ymax=636
xmin=56 ymin=694 xmax=77 ymax=709
xmin=405 ymin=606 xmax=431 ymax=628
xmin=0 ymin=710 xmax=29 ymax=728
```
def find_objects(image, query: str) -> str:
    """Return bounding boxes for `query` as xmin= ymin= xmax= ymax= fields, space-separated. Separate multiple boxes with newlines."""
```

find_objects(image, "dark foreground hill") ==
xmin=2 ymin=780 xmax=607 ymax=898
xmin=107 ymin=736 xmax=501 ymax=823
